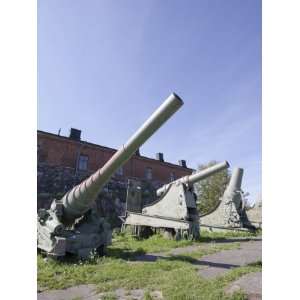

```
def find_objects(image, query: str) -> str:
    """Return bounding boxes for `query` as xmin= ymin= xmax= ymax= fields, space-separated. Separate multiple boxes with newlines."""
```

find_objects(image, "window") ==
xmin=115 ymin=166 xmax=123 ymax=176
xmin=145 ymin=167 xmax=153 ymax=180
xmin=78 ymin=155 xmax=88 ymax=171
xmin=170 ymin=172 xmax=176 ymax=182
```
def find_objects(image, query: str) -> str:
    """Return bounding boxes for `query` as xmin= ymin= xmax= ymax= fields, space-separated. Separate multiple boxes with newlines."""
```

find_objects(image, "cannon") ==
xmin=37 ymin=93 xmax=184 ymax=258
xmin=200 ymin=167 xmax=257 ymax=232
xmin=122 ymin=161 xmax=230 ymax=240
xmin=156 ymin=161 xmax=230 ymax=197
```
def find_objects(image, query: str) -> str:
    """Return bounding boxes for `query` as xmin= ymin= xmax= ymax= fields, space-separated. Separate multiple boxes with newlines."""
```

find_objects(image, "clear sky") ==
xmin=38 ymin=0 xmax=261 ymax=203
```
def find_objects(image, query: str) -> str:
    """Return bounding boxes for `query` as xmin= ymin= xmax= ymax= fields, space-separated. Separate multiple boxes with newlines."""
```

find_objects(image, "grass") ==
xmin=101 ymin=293 xmax=117 ymax=300
xmin=109 ymin=229 xmax=259 ymax=255
xmin=38 ymin=255 xmax=260 ymax=299
xmin=199 ymin=229 xmax=260 ymax=242
xmin=170 ymin=242 xmax=240 ymax=261
xmin=110 ymin=232 xmax=195 ymax=254
xmin=38 ymin=232 xmax=261 ymax=299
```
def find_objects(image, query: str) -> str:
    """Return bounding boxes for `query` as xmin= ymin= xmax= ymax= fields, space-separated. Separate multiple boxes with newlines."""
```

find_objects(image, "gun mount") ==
xmin=37 ymin=93 xmax=184 ymax=258
xmin=122 ymin=161 xmax=230 ymax=240
xmin=200 ymin=167 xmax=257 ymax=232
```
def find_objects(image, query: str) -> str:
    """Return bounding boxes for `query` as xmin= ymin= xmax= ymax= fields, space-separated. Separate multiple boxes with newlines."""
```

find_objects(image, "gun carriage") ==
xmin=123 ymin=161 xmax=230 ymax=240
xmin=200 ymin=167 xmax=257 ymax=232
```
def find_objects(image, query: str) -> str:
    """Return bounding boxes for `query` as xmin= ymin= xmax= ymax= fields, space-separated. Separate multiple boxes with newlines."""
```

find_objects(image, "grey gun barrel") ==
xmin=156 ymin=161 xmax=230 ymax=197
xmin=61 ymin=93 xmax=184 ymax=222
xmin=222 ymin=167 xmax=244 ymax=207
xmin=223 ymin=167 xmax=244 ymax=197
xmin=226 ymin=168 xmax=243 ymax=191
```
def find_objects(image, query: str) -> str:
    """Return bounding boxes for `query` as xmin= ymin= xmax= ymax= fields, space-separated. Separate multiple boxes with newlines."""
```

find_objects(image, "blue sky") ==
xmin=38 ymin=0 xmax=261 ymax=203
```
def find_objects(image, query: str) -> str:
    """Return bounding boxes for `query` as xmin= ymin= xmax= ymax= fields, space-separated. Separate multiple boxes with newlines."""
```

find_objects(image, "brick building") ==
xmin=37 ymin=128 xmax=193 ymax=226
xmin=37 ymin=128 xmax=193 ymax=185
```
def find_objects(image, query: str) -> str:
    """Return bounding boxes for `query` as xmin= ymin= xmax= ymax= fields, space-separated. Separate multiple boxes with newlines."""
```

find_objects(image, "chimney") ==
xmin=156 ymin=152 xmax=164 ymax=162
xmin=178 ymin=159 xmax=187 ymax=168
xmin=135 ymin=148 xmax=140 ymax=156
xmin=69 ymin=128 xmax=81 ymax=141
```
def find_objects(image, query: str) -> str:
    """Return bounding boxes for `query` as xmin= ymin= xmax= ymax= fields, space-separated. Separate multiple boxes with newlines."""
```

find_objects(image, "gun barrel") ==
xmin=222 ymin=167 xmax=244 ymax=208
xmin=226 ymin=167 xmax=243 ymax=191
xmin=61 ymin=93 xmax=184 ymax=222
xmin=186 ymin=161 xmax=230 ymax=185
xmin=156 ymin=161 xmax=230 ymax=197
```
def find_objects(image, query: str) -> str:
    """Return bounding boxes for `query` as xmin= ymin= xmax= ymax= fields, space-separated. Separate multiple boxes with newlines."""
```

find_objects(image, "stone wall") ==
xmin=37 ymin=162 xmax=159 ymax=228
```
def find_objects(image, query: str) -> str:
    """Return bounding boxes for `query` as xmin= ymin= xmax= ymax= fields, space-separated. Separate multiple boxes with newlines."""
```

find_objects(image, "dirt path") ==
xmin=225 ymin=272 xmax=262 ymax=300
xmin=37 ymin=284 xmax=98 ymax=300
xmin=38 ymin=286 xmax=163 ymax=300
xmin=197 ymin=240 xmax=261 ymax=279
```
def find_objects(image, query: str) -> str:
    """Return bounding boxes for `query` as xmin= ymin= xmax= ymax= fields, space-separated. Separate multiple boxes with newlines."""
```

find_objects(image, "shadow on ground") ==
xmin=107 ymin=247 xmax=146 ymax=259
xmin=130 ymin=253 xmax=241 ymax=270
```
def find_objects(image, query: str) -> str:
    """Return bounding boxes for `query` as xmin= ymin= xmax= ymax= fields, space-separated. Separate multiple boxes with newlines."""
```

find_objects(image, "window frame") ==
xmin=78 ymin=154 xmax=89 ymax=171
xmin=145 ymin=167 xmax=153 ymax=180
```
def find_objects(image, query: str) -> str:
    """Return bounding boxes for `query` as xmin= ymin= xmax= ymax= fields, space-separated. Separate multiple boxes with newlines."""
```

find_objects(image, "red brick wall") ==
xmin=37 ymin=131 xmax=193 ymax=184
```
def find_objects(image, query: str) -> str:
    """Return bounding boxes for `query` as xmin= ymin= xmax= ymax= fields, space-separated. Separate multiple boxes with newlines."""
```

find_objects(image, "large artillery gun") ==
xmin=200 ymin=167 xmax=257 ymax=232
xmin=122 ymin=161 xmax=230 ymax=240
xmin=37 ymin=93 xmax=184 ymax=258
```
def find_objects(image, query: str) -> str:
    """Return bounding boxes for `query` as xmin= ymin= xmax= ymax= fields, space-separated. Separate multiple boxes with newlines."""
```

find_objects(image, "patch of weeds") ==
xmin=102 ymin=293 xmax=117 ymax=300
xmin=143 ymin=291 xmax=153 ymax=300
xmin=199 ymin=230 xmax=259 ymax=243
xmin=247 ymin=260 xmax=262 ymax=267
xmin=110 ymin=230 xmax=258 ymax=257
xmin=217 ymin=262 xmax=262 ymax=285
xmin=170 ymin=243 xmax=240 ymax=261
xmin=228 ymin=290 xmax=248 ymax=300
xmin=110 ymin=233 xmax=194 ymax=254
xmin=106 ymin=247 xmax=145 ymax=260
